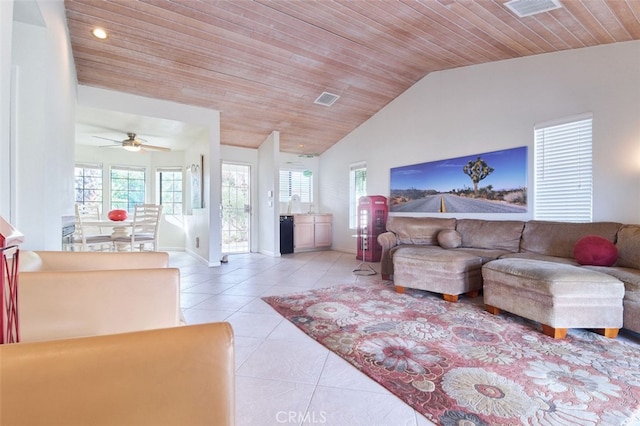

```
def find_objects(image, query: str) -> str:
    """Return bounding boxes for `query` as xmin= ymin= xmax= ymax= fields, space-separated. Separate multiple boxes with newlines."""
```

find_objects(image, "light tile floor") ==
xmin=170 ymin=250 xmax=435 ymax=426
xmin=171 ymin=250 xmax=640 ymax=426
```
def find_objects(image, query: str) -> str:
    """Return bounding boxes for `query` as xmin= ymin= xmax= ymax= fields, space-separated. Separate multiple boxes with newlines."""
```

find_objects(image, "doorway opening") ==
xmin=221 ymin=162 xmax=251 ymax=254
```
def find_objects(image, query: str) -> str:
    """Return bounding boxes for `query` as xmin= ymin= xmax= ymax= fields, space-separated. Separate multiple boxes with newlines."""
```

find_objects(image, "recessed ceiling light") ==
xmin=91 ymin=27 xmax=108 ymax=40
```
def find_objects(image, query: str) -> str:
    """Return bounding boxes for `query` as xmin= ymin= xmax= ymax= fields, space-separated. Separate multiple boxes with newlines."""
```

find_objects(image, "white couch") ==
xmin=17 ymin=251 xmax=182 ymax=342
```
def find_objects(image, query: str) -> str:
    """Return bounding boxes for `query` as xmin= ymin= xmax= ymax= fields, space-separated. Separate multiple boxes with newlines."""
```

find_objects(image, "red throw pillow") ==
xmin=573 ymin=235 xmax=618 ymax=267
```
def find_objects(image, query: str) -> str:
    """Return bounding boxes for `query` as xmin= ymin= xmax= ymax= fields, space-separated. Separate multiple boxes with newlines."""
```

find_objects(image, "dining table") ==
xmin=81 ymin=219 xmax=133 ymax=239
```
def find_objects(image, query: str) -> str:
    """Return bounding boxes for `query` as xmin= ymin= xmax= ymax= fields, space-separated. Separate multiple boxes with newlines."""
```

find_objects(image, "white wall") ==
xmin=8 ymin=0 xmax=76 ymax=250
xmin=0 ymin=2 xmax=14 ymax=221
xmin=184 ymin=140 xmax=210 ymax=263
xmin=258 ymin=131 xmax=280 ymax=256
xmin=321 ymin=41 xmax=640 ymax=254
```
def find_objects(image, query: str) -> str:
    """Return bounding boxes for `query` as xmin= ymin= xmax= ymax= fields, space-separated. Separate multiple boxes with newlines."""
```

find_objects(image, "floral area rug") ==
xmin=262 ymin=282 xmax=640 ymax=425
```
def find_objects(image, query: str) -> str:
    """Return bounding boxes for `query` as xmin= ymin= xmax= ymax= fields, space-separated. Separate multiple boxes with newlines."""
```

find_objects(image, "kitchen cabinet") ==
xmin=294 ymin=214 xmax=332 ymax=251
xmin=313 ymin=215 xmax=332 ymax=248
xmin=293 ymin=215 xmax=315 ymax=250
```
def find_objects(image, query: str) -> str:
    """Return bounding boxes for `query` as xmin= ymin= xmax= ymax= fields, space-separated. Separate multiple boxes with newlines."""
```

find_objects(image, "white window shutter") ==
xmin=534 ymin=115 xmax=593 ymax=222
xmin=279 ymin=170 xmax=312 ymax=203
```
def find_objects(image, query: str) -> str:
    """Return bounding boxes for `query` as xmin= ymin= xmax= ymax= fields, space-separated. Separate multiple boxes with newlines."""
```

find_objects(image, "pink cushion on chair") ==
xmin=573 ymin=235 xmax=618 ymax=266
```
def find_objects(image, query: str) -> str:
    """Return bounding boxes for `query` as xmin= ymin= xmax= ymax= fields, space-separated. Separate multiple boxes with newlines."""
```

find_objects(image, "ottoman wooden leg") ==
xmin=443 ymin=294 xmax=459 ymax=303
xmin=465 ymin=290 xmax=480 ymax=298
xmin=593 ymin=328 xmax=619 ymax=338
xmin=485 ymin=305 xmax=500 ymax=315
xmin=541 ymin=325 xmax=568 ymax=339
xmin=394 ymin=286 xmax=405 ymax=294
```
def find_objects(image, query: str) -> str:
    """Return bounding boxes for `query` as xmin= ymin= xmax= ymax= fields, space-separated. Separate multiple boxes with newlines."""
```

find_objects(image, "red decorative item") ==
xmin=356 ymin=195 xmax=388 ymax=262
xmin=0 ymin=216 xmax=24 ymax=344
xmin=574 ymin=235 xmax=618 ymax=266
xmin=108 ymin=210 xmax=128 ymax=221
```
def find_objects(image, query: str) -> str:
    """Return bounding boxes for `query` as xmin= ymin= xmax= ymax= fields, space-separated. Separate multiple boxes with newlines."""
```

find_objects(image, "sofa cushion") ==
xmin=437 ymin=229 xmax=461 ymax=249
xmin=573 ymin=235 xmax=618 ymax=267
xmin=583 ymin=265 xmax=640 ymax=296
xmin=455 ymin=248 xmax=514 ymax=264
xmin=499 ymin=252 xmax=580 ymax=265
xmin=456 ymin=219 xmax=524 ymax=252
xmin=520 ymin=221 xmax=621 ymax=258
xmin=386 ymin=216 xmax=456 ymax=245
xmin=616 ymin=225 xmax=640 ymax=269
xmin=16 ymin=251 xmax=44 ymax=272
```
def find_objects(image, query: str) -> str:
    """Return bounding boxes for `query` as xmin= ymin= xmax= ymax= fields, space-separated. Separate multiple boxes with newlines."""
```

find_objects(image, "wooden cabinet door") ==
xmin=314 ymin=222 xmax=332 ymax=247
xmin=294 ymin=216 xmax=314 ymax=249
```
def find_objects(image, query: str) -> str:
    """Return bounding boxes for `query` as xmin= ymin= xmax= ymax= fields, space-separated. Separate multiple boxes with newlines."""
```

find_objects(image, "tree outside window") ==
xmin=111 ymin=166 xmax=145 ymax=212
xmin=75 ymin=163 xmax=103 ymax=205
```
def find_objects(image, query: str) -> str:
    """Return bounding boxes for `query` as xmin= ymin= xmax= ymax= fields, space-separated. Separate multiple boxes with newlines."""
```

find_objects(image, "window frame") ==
xmin=278 ymin=168 xmax=313 ymax=203
xmin=349 ymin=162 xmax=367 ymax=229
xmin=74 ymin=162 xmax=103 ymax=206
xmin=156 ymin=167 xmax=184 ymax=215
xmin=110 ymin=165 xmax=146 ymax=212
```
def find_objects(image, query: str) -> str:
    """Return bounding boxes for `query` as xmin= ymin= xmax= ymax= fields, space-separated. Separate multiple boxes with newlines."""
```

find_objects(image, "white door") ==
xmin=221 ymin=163 xmax=251 ymax=254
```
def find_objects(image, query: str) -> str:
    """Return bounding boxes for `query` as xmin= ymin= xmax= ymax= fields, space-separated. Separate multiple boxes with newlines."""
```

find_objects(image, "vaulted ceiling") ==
xmin=65 ymin=0 xmax=640 ymax=154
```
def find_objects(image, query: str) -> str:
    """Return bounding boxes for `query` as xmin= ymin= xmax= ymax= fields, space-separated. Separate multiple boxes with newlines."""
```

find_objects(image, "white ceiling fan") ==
xmin=95 ymin=132 xmax=171 ymax=152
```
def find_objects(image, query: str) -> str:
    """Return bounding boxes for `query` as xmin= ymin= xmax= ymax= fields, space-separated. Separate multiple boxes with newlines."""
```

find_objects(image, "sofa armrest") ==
xmin=19 ymin=250 xmax=170 ymax=272
xmin=0 ymin=323 xmax=235 ymax=426
xmin=378 ymin=231 xmax=398 ymax=278
xmin=19 ymin=268 xmax=181 ymax=342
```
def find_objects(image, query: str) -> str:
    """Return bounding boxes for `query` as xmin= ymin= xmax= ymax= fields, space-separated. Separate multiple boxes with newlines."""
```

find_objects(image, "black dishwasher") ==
xmin=280 ymin=215 xmax=294 ymax=254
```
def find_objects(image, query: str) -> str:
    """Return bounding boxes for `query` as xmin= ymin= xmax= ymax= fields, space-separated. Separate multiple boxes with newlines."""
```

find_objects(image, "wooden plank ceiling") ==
xmin=64 ymin=0 xmax=640 ymax=154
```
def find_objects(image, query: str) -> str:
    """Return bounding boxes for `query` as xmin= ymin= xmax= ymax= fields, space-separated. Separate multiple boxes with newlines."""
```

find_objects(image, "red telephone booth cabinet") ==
xmin=356 ymin=196 xmax=388 ymax=262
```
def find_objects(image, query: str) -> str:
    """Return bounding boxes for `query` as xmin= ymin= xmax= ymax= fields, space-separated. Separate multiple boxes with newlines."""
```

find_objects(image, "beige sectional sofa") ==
xmin=378 ymin=217 xmax=640 ymax=334
xmin=1 ymin=323 xmax=235 ymax=426
xmin=17 ymin=251 xmax=182 ymax=342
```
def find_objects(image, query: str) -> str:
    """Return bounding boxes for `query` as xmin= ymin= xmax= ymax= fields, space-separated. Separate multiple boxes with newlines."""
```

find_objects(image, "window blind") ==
xmin=534 ymin=115 xmax=593 ymax=222
xmin=279 ymin=170 xmax=312 ymax=202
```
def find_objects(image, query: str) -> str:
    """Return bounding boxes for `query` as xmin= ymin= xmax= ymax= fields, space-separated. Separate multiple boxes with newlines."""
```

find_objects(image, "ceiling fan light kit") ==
xmin=123 ymin=144 xmax=141 ymax=152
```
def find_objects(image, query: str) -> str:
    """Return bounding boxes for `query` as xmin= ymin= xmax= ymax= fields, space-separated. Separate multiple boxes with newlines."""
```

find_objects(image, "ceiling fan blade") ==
xmin=93 ymin=136 xmax=120 ymax=143
xmin=139 ymin=143 xmax=171 ymax=152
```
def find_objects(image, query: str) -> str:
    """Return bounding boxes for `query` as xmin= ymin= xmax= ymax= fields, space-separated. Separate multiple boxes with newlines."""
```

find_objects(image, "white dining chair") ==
xmin=73 ymin=204 xmax=114 ymax=252
xmin=113 ymin=204 xmax=163 ymax=252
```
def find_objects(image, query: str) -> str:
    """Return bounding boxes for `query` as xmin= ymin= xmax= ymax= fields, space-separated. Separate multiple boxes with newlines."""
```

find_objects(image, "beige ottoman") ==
xmin=393 ymin=246 xmax=483 ymax=302
xmin=482 ymin=258 xmax=624 ymax=339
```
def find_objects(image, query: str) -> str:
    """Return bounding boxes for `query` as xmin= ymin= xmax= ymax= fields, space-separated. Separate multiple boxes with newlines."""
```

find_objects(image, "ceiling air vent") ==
xmin=314 ymin=92 xmax=340 ymax=107
xmin=504 ymin=0 xmax=562 ymax=18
